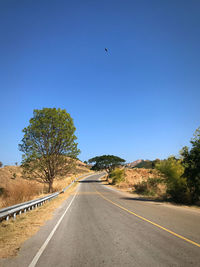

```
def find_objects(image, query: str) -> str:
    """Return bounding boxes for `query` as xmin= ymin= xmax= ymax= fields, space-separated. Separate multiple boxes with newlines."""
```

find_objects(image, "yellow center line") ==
xmin=95 ymin=187 xmax=200 ymax=248
xmin=72 ymin=192 xmax=98 ymax=195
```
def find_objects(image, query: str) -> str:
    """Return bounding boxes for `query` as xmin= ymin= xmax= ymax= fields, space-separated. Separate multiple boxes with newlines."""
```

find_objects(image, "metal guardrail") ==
xmin=0 ymin=172 xmax=93 ymax=222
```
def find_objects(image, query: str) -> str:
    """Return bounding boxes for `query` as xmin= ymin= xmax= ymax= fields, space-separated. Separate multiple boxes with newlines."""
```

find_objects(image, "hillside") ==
xmin=0 ymin=160 xmax=90 ymax=208
xmin=107 ymin=168 xmax=166 ymax=198
xmin=126 ymin=159 xmax=161 ymax=169
xmin=126 ymin=159 xmax=143 ymax=168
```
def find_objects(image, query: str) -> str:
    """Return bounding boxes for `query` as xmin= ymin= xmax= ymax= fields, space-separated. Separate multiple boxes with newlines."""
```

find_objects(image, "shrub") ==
xmin=109 ymin=168 xmax=125 ymax=185
xmin=134 ymin=181 xmax=149 ymax=195
xmin=134 ymin=178 xmax=163 ymax=196
xmin=0 ymin=162 xmax=2 ymax=168
xmin=156 ymin=157 xmax=191 ymax=203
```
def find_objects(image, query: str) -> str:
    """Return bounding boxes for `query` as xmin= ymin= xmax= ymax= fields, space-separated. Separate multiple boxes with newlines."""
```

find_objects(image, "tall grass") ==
xmin=0 ymin=178 xmax=44 ymax=208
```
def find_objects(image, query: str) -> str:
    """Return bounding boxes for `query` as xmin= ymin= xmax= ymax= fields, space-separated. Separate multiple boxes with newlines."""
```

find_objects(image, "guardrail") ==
xmin=0 ymin=172 xmax=93 ymax=222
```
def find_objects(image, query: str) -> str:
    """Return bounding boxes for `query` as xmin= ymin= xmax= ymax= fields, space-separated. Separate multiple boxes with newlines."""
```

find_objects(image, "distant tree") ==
xmin=88 ymin=155 xmax=125 ymax=172
xmin=152 ymin=159 xmax=161 ymax=168
xmin=19 ymin=108 xmax=80 ymax=192
xmin=134 ymin=159 xmax=161 ymax=169
xmin=0 ymin=161 xmax=2 ymax=168
xmin=84 ymin=161 xmax=88 ymax=164
xmin=180 ymin=127 xmax=200 ymax=203
xmin=134 ymin=160 xmax=153 ymax=169
xmin=15 ymin=162 xmax=18 ymax=166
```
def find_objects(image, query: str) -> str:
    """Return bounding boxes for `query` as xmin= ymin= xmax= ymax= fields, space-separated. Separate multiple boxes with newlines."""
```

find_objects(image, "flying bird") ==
xmin=105 ymin=48 xmax=108 ymax=52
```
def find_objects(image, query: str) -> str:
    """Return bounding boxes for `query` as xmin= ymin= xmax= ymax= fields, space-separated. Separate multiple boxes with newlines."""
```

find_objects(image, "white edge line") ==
xmin=28 ymin=172 xmax=104 ymax=267
xmin=28 ymin=185 xmax=79 ymax=267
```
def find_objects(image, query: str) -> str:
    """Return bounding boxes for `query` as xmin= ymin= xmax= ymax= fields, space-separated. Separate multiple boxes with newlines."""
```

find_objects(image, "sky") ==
xmin=0 ymin=0 xmax=200 ymax=165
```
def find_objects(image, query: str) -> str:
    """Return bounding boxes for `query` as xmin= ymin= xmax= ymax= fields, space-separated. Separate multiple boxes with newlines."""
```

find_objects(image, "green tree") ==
xmin=0 ymin=161 xmax=2 ymax=168
xmin=19 ymin=108 xmax=80 ymax=192
xmin=88 ymin=155 xmax=125 ymax=172
xmin=156 ymin=157 xmax=190 ymax=203
xmin=180 ymin=127 xmax=200 ymax=202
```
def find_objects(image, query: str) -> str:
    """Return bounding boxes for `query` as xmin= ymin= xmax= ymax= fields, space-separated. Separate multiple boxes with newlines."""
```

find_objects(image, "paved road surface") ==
xmin=2 ymin=173 xmax=200 ymax=266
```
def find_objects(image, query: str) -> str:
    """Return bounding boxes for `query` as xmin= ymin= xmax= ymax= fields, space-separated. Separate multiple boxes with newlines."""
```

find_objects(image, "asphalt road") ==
xmin=2 ymin=173 xmax=200 ymax=267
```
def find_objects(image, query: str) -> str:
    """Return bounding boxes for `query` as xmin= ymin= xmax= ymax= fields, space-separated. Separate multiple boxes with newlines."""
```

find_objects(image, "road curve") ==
xmin=2 ymin=173 xmax=200 ymax=266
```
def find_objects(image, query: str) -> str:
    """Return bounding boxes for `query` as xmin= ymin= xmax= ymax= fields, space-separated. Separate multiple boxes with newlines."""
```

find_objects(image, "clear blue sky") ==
xmin=0 ymin=0 xmax=200 ymax=165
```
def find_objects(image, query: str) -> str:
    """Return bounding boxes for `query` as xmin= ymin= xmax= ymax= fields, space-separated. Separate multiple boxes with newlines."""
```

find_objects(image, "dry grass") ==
xmin=0 ymin=178 xmax=44 ymax=208
xmin=52 ymin=173 xmax=84 ymax=192
xmin=124 ymin=168 xmax=162 ymax=186
xmin=105 ymin=168 xmax=166 ymax=197
xmin=0 ymin=165 xmax=91 ymax=208
xmin=0 ymin=182 xmax=78 ymax=259
xmin=0 ymin=166 xmax=43 ymax=208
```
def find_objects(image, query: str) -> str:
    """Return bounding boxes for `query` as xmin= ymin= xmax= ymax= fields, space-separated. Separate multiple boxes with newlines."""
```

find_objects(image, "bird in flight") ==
xmin=105 ymin=48 xmax=108 ymax=52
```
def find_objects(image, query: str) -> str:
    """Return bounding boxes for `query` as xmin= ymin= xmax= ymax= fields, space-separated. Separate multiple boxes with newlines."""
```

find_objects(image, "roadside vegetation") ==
xmin=0 ymin=162 xmax=90 ymax=209
xmin=155 ymin=157 xmax=190 ymax=203
xmin=106 ymin=127 xmax=200 ymax=205
xmin=134 ymin=177 xmax=165 ymax=197
xmin=0 ymin=182 xmax=79 ymax=258
xmin=107 ymin=168 xmax=166 ymax=199
xmin=109 ymin=168 xmax=125 ymax=185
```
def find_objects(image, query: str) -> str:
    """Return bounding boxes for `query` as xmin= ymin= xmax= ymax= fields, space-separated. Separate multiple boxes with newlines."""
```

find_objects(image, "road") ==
xmin=2 ymin=173 xmax=200 ymax=266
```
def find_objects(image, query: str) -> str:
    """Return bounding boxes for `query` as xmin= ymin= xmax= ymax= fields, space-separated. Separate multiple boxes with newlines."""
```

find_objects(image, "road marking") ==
xmin=95 ymin=188 xmax=200 ymax=248
xmin=28 ymin=186 xmax=79 ymax=267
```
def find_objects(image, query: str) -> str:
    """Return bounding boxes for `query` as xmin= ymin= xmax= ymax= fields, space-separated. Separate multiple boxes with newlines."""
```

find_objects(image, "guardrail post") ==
xmin=19 ymin=211 xmax=22 ymax=215
xmin=13 ymin=213 xmax=16 ymax=220
xmin=6 ymin=216 xmax=9 ymax=221
xmin=24 ymin=209 xmax=26 ymax=213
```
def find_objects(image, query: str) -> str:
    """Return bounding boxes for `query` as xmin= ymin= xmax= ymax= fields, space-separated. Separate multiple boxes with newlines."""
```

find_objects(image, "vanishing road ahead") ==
xmin=2 ymin=173 xmax=200 ymax=266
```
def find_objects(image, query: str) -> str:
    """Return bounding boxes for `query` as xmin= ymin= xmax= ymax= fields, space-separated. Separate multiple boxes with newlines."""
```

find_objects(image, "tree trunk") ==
xmin=48 ymin=180 xmax=53 ymax=193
